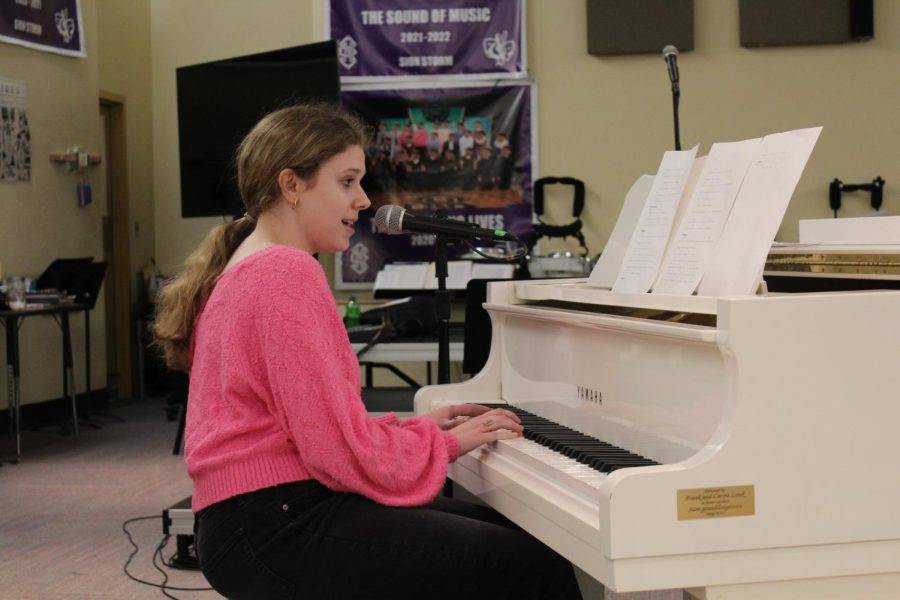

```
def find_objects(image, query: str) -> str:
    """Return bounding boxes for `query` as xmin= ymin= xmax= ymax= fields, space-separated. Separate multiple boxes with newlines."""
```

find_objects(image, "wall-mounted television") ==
xmin=176 ymin=40 xmax=340 ymax=218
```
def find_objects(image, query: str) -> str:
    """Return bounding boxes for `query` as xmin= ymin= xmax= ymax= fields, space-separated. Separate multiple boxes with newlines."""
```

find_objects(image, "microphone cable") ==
xmin=463 ymin=231 xmax=528 ymax=262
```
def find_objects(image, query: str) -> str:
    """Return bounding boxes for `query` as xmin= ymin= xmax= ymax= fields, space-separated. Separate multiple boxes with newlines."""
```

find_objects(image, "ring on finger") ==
xmin=482 ymin=418 xmax=495 ymax=430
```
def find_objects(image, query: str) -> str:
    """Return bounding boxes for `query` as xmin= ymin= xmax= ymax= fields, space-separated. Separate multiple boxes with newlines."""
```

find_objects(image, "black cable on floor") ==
xmin=121 ymin=515 xmax=213 ymax=599
xmin=152 ymin=534 xmax=178 ymax=600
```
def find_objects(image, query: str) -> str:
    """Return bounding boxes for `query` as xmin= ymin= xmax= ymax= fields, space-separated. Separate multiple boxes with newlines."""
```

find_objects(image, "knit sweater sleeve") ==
xmin=258 ymin=251 xmax=458 ymax=506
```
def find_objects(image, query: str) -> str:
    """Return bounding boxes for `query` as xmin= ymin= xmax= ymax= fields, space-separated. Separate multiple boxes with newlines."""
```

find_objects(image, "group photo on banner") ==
xmin=338 ymin=82 xmax=534 ymax=287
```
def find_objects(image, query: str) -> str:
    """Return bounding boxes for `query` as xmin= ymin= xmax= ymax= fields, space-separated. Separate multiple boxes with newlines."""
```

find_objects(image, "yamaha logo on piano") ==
xmin=578 ymin=386 xmax=602 ymax=405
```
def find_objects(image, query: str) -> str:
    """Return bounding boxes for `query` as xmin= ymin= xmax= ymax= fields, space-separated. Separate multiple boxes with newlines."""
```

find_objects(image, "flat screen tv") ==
xmin=176 ymin=40 xmax=340 ymax=218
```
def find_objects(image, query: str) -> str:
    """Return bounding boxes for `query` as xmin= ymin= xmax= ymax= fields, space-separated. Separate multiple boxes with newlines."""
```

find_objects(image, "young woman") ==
xmin=153 ymin=104 xmax=582 ymax=600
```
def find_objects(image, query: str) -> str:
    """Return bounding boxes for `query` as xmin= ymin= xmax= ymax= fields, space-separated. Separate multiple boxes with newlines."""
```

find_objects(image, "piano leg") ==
xmin=685 ymin=572 xmax=900 ymax=600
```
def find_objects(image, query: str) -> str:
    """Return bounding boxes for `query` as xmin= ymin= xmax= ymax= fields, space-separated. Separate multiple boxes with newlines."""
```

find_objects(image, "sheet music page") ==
xmin=425 ymin=260 xmax=473 ymax=289
xmin=659 ymin=154 xmax=708 ymax=274
xmin=652 ymin=138 xmax=761 ymax=295
xmin=587 ymin=174 xmax=654 ymax=288
xmin=373 ymin=263 xmax=429 ymax=290
xmin=698 ymin=126 xmax=823 ymax=296
xmin=612 ymin=146 xmax=699 ymax=294
xmin=470 ymin=262 xmax=515 ymax=279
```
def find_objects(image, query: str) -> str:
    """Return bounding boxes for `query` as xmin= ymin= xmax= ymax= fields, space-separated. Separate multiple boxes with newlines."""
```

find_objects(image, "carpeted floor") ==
xmin=0 ymin=396 xmax=683 ymax=600
xmin=0 ymin=397 xmax=223 ymax=600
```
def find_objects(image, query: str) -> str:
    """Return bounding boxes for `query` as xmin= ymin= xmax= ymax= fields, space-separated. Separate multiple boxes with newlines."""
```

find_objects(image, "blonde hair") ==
xmin=153 ymin=104 xmax=368 ymax=371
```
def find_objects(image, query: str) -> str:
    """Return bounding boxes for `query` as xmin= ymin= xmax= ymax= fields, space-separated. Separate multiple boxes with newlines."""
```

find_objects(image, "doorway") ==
xmin=99 ymin=94 xmax=133 ymax=401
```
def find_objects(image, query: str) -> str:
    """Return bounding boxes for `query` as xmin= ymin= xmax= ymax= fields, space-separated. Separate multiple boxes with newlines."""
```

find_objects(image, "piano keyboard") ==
xmin=481 ymin=405 xmax=660 ymax=500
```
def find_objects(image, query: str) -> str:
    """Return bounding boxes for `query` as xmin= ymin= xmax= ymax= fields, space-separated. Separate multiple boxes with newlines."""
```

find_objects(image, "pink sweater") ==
xmin=185 ymin=246 xmax=459 ymax=512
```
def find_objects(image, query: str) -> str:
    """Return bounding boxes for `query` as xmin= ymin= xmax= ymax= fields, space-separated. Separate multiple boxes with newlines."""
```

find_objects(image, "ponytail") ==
xmin=152 ymin=216 xmax=255 ymax=371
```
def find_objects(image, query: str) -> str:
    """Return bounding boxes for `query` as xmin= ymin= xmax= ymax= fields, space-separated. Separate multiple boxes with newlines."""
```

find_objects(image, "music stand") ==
xmin=71 ymin=261 xmax=107 ymax=309
xmin=39 ymin=258 xmax=114 ymax=426
xmin=35 ymin=257 xmax=94 ymax=294
xmin=74 ymin=262 xmax=118 ymax=424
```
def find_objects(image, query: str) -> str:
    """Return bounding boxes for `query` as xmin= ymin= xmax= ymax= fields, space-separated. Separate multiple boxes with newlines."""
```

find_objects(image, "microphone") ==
xmin=373 ymin=205 xmax=508 ymax=241
xmin=662 ymin=45 xmax=680 ymax=92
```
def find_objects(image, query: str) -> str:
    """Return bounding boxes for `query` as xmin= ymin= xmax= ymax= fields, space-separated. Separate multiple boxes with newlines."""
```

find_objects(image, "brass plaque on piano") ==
xmin=677 ymin=485 xmax=755 ymax=520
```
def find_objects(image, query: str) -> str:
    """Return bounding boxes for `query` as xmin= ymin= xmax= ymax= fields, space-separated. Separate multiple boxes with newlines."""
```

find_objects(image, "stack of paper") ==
xmin=589 ymin=126 xmax=822 ymax=297
xmin=373 ymin=261 xmax=515 ymax=292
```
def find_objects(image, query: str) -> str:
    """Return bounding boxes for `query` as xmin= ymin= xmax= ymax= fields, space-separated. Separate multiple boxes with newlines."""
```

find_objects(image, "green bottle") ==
xmin=345 ymin=295 xmax=361 ymax=328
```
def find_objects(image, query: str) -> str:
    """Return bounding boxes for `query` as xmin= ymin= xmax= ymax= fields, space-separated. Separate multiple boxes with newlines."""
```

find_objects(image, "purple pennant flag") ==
xmin=330 ymin=0 xmax=525 ymax=79
xmin=0 ymin=0 xmax=85 ymax=57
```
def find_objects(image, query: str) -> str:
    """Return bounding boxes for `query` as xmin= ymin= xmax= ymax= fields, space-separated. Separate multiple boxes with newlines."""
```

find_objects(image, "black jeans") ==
xmin=194 ymin=480 xmax=583 ymax=600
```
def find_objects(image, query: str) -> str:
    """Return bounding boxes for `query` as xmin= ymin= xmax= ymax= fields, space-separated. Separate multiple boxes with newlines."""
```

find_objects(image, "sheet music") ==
xmin=698 ymin=126 xmax=823 ymax=296
xmin=660 ymin=155 xmax=708 ymax=276
xmin=373 ymin=263 xmax=429 ymax=290
xmin=425 ymin=260 xmax=474 ymax=289
xmin=612 ymin=147 xmax=698 ymax=294
xmin=588 ymin=175 xmax=654 ymax=288
xmin=652 ymin=138 xmax=761 ymax=295
xmin=470 ymin=262 xmax=515 ymax=279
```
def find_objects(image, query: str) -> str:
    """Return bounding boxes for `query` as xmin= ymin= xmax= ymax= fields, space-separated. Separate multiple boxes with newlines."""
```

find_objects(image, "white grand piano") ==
xmin=415 ymin=250 xmax=900 ymax=599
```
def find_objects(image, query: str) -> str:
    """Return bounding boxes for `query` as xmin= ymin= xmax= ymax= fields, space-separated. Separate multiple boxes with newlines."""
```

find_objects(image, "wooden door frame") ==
xmin=99 ymin=92 xmax=133 ymax=400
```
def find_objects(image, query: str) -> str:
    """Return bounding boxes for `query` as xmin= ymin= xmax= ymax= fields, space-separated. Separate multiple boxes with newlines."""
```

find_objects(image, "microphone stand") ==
xmin=671 ymin=80 xmax=681 ymax=151
xmin=432 ymin=210 xmax=452 ymax=385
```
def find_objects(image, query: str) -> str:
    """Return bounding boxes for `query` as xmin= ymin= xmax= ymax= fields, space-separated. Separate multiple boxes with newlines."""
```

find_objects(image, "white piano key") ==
xmin=490 ymin=436 xmax=606 ymax=501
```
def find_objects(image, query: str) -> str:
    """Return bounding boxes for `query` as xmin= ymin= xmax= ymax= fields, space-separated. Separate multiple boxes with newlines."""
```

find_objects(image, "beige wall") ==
xmin=151 ymin=0 xmax=900 ymax=270
xmin=4 ymin=1 xmax=899 ymax=404
xmin=530 ymin=0 xmax=900 ymax=252
xmin=96 ymin=0 xmax=154 ymax=296
xmin=0 ymin=0 xmax=153 ymax=407
xmin=146 ymin=0 xmax=900 ymax=387
xmin=150 ymin=0 xmax=323 ymax=275
xmin=0 ymin=0 xmax=108 ymax=405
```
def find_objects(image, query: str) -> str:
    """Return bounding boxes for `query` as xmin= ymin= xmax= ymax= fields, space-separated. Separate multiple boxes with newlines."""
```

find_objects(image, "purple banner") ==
xmin=337 ymin=82 xmax=534 ymax=287
xmin=330 ymin=0 xmax=524 ymax=79
xmin=0 ymin=0 xmax=84 ymax=57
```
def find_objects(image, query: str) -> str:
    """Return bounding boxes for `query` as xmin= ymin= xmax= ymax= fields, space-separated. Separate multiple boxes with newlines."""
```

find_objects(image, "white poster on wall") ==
xmin=0 ymin=77 xmax=31 ymax=182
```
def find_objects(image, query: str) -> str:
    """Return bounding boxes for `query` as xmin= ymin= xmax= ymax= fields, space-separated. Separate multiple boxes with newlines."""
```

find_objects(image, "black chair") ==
xmin=462 ymin=278 xmax=501 ymax=376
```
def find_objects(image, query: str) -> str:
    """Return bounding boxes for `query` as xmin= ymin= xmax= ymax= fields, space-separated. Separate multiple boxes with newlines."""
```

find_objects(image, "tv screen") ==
xmin=176 ymin=40 xmax=340 ymax=218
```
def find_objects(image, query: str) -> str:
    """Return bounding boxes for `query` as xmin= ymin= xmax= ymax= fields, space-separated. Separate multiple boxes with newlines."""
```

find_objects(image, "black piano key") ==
xmin=590 ymin=457 xmax=658 ymax=472
xmin=548 ymin=438 xmax=599 ymax=451
xmin=567 ymin=448 xmax=627 ymax=462
xmin=606 ymin=460 xmax=659 ymax=473
xmin=575 ymin=451 xmax=635 ymax=466
xmin=558 ymin=442 xmax=614 ymax=456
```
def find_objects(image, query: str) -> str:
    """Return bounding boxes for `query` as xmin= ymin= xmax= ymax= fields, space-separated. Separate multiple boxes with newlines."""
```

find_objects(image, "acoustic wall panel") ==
xmin=586 ymin=0 xmax=694 ymax=56
xmin=739 ymin=0 xmax=873 ymax=48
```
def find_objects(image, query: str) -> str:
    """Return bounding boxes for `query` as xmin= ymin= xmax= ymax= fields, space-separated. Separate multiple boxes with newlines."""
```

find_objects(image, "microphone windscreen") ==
xmin=374 ymin=205 xmax=405 ymax=234
xmin=662 ymin=45 xmax=679 ymax=58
